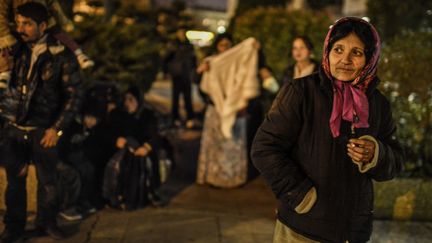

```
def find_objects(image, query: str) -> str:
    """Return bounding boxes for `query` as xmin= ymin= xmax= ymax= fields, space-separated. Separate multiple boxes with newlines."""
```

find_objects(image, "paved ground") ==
xmin=1 ymin=80 xmax=431 ymax=242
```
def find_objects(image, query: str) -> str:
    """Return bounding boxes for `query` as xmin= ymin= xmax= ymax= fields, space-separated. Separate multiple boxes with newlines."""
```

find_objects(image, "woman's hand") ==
xmin=253 ymin=40 xmax=261 ymax=50
xmin=347 ymin=138 xmax=375 ymax=164
xmin=116 ymin=137 xmax=127 ymax=149
xmin=134 ymin=146 xmax=150 ymax=157
xmin=196 ymin=61 xmax=210 ymax=74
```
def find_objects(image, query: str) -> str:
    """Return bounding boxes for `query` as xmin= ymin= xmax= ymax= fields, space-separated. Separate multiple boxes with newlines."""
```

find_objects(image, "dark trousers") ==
xmin=66 ymin=151 xmax=95 ymax=206
xmin=171 ymin=76 xmax=194 ymax=120
xmin=1 ymin=125 xmax=59 ymax=231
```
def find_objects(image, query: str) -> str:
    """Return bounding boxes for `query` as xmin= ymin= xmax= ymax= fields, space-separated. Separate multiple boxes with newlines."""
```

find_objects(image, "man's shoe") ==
xmin=79 ymin=201 xmax=97 ymax=215
xmin=59 ymin=208 xmax=83 ymax=221
xmin=149 ymin=192 xmax=165 ymax=207
xmin=44 ymin=225 xmax=66 ymax=240
xmin=1 ymin=227 xmax=23 ymax=243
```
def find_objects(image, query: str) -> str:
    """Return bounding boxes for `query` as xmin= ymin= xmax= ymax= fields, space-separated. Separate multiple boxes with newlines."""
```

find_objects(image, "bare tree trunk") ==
xmin=104 ymin=0 xmax=115 ymax=22
xmin=58 ymin=0 xmax=75 ymax=19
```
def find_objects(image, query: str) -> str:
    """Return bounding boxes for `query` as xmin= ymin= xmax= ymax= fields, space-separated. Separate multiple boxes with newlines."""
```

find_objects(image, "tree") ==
xmin=233 ymin=7 xmax=331 ymax=78
xmin=367 ymin=0 xmax=432 ymax=41
xmin=378 ymin=30 xmax=432 ymax=177
xmin=235 ymin=0 xmax=287 ymax=17
xmin=72 ymin=13 xmax=161 ymax=92
xmin=58 ymin=0 xmax=74 ymax=19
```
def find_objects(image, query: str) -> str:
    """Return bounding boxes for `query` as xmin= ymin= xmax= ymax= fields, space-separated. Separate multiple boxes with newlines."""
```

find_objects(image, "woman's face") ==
xmin=216 ymin=38 xmax=232 ymax=54
xmin=124 ymin=93 xmax=138 ymax=114
xmin=329 ymin=32 xmax=366 ymax=82
xmin=83 ymin=115 xmax=98 ymax=129
xmin=292 ymin=38 xmax=311 ymax=62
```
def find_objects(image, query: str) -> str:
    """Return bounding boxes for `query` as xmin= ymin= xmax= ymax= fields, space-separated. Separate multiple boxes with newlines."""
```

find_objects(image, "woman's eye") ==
xmin=353 ymin=50 xmax=364 ymax=56
xmin=333 ymin=47 xmax=343 ymax=54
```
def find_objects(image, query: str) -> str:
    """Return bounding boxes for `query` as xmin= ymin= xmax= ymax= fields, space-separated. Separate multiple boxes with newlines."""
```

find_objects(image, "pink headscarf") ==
xmin=321 ymin=17 xmax=381 ymax=138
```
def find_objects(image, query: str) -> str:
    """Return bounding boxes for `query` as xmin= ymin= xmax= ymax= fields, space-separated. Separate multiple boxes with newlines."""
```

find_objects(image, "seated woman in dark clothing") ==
xmin=105 ymin=85 xmax=162 ymax=210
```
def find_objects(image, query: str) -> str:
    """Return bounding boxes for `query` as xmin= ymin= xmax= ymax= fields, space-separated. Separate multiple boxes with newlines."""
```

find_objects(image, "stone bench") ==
xmin=374 ymin=178 xmax=432 ymax=221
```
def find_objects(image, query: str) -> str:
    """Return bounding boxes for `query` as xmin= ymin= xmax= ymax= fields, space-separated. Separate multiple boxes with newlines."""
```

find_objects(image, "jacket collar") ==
xmin=25 ymin=34 xmax=65 ymax=80
xmin=27 ymin=34 xmax=48 ymax=80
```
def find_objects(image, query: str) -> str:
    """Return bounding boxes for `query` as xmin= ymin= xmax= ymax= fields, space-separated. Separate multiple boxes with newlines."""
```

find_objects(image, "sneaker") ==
xmin=87 ymin=207 xmax=97 ymax=214
xmin=79 ymin=201 xmax=97 ymax=215
xmin=59 ymin=208 xmax=83 ymax=221
xmin=76 ymin=53 xmax=94 ymax=69
xmin=149 ymin=192 xmax=165 ymax=207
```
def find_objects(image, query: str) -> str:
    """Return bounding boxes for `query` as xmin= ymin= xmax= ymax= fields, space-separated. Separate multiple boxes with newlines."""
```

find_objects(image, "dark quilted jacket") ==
xmin=251 ymin=67 xmax=404 ymax=243
xmin=0 ymin=34 xmax=82 ymax=131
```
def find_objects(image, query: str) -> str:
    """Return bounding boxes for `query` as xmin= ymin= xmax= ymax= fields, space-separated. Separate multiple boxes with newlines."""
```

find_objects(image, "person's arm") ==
xmin=52 ymin=53 xmax=82 ymax=132
xmin=161 ymin=43 xmax=175 ymax=75
xmin=360 ymin=96 xmax=404 ymax=180
xmin=251 ymin=81 xmax=315 ymax=211
xmin=196 ymin=60 xmax=209 ymax=74
xmin=134 ymin=110 xmax=161 ymax=157
xmin=41 ymin=54 xmax=82 ymax=148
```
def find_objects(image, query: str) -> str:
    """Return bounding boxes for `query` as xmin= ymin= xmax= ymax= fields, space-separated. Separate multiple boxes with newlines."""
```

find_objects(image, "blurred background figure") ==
xmin=103 ymin=86 xmax=163 ymax=210
xmin=163 ymin=27 xmax=197 ymax=129
xmin=196 ymin=34 xmax=261 ymax=188
xmin=57 ymin=103 xmax=104 ymax=221
xmin=282 ymin=36 xmax=319 ymax=85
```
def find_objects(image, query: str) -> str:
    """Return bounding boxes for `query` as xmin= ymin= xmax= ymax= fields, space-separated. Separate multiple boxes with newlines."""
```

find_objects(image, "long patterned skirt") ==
xmin=196 ymin=105 xmax=247 ymax=188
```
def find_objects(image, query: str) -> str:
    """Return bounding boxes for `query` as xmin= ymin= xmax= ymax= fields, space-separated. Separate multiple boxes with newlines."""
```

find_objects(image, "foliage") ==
xmin=367 ymin=0 xmax=432 ymax=41
xmin=235 ymin=0 xmax=287 ymax=17
xmin=378 ymin=30 xmax=432 ymax=177
xmin=71 ymin=13 xmax=161 ymax=92
xmin=233 ymin=7 xmax=331 ymax=79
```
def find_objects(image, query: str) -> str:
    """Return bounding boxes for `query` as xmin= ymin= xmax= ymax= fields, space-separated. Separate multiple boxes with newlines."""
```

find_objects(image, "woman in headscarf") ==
xmin=282 ymin=36 xmax=319 ymax=85
xmin=106 ymin=85 xmax=162 ymax=210
xmin=251 ymin=17 xmax=404 ymax=243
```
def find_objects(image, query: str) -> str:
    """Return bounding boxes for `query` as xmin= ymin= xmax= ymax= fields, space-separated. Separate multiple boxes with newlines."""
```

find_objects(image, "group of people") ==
xmin=0 ymin=2 xmax=165 ymax=242
xmin=0 ymin=1 xmax=405 ymax=243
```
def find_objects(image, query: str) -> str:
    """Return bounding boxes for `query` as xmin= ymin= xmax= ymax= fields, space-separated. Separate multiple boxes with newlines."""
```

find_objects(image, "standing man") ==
xmin=163 ymin=27 xmax=196 ymax=128
xmin=0 ymin=2 xmax=82 ymax=242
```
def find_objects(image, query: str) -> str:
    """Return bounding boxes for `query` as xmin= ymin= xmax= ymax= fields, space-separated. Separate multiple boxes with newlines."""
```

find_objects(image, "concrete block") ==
xmin=374 ymin=178 xmax=432 ymax=220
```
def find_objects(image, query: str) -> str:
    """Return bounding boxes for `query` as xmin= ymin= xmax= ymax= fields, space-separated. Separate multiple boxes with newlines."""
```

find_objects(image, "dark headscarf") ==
xmin=125 ymin=85 xmax=144 ymax=110
xmin=321 ymin=17 xmax=381 ymax=137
